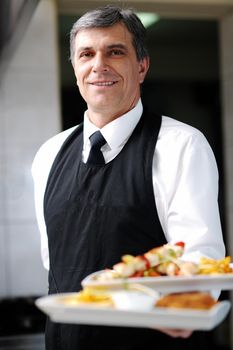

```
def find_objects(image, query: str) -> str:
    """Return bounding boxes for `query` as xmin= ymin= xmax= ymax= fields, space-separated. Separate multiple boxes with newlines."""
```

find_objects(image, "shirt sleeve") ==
xmin=31 ymin=139 xmax=57 ymax=270
xmin=31 ymin=126 xmax=78 ymax=270
xmin=153 ymin=117 xmax=225 ymax=263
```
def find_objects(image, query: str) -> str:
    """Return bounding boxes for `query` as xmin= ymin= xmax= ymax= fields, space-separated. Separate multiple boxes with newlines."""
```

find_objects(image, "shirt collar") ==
xmin=83 ymin=99 xmax=143 ymax=150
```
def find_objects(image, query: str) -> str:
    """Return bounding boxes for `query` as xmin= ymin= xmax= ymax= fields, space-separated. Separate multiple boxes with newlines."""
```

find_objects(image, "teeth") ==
xmin=94 ymin=82 xmax=115 ymax=86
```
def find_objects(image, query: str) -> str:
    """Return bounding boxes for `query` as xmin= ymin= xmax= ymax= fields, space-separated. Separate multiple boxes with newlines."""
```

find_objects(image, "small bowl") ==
xmin=111 ymin=284 xmax=159 ymax=311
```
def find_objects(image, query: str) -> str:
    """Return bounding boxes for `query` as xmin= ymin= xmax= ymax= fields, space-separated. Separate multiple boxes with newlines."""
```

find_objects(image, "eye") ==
xmin=110 ymin=49 xmax=124 ymax=56
xmin=79 ymin=51 xmax=94 ymax=59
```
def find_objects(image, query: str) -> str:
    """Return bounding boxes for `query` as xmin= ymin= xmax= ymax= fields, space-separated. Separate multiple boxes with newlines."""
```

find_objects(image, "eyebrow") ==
xmin=106 ymin=44 xmax=127 ymax=50
xmin=76 ymin=43 xmax=128 ymax=53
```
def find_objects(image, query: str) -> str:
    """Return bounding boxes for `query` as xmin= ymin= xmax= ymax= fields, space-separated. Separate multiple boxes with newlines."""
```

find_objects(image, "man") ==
xmin=32 ymin=5 xmax=225 ymax=350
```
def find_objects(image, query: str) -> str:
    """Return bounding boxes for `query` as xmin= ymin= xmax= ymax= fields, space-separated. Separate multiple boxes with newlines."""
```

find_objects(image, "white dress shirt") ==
xmin=32 ymin=99 xmax=225 ymax=271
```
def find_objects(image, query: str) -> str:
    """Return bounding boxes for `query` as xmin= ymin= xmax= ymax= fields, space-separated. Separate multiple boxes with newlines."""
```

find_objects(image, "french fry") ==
xmin=198 ymin=256 xmax=233 ymax=275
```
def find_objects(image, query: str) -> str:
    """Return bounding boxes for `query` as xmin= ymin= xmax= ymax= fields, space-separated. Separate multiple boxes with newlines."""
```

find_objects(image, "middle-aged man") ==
xmin=32 ymin=5 xmax=225 ymax=350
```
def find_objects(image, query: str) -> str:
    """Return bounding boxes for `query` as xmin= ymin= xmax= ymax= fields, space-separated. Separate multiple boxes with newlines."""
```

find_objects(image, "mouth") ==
xmin=89 ymin=81 xmax=117 ymax=87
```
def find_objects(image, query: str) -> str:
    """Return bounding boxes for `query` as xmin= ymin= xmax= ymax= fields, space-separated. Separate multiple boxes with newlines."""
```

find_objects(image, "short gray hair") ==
xmin=70 ymin=5 xmax=149 ymax=65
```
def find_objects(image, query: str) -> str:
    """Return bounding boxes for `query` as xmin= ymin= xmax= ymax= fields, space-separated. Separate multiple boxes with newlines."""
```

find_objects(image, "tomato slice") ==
xmin=130 ymin=271 xmax=144 ymax=277
xmin=175 ymin=241 xmax=185 ymax=248
xmin=148 ymin=270 xmax=161 ymax=277
xmin=139 ymin=255 xmax=151 ymax=269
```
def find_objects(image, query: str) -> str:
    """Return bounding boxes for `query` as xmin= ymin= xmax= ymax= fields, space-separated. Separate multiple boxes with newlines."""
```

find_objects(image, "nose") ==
xmin=92 ymin=52 xmax=109 ymax=73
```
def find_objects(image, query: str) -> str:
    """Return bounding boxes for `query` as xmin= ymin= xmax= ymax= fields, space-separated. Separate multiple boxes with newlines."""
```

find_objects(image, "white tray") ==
xmin=35 ymin=293 xmax=231 ymax=331
xmin=81 ymin=270 xmax=233 ymax=293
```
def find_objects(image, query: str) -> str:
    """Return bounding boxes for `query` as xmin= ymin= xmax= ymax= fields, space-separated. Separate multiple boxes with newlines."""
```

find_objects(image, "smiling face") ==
xmin=73 ymin=23 xmax=149 ymax=127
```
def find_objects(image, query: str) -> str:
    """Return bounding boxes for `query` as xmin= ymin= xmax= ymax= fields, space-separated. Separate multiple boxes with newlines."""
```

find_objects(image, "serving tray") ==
xmin=81 ymin=270 xmax=233 ymax=293
xmin=35 ymin=293 xmax=231 ymax=331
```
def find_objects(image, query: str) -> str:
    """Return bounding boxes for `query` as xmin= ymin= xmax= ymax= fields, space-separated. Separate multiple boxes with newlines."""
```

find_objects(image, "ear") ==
xmin=138 ymin=57 xmax=150 ymax=83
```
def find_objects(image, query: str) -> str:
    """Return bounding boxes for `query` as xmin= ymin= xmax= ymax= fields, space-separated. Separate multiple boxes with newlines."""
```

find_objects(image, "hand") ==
xmin=157 ymin=328 xmax=193 ymax=338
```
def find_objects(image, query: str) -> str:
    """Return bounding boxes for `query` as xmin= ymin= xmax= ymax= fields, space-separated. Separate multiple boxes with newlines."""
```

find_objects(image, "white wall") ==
xmin=0 ymin=0 xmax=61 ymax=297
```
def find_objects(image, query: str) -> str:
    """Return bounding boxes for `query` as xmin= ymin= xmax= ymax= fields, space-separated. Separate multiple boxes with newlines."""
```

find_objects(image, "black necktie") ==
xmin=87 ymin=131 xmax=106 ymax=165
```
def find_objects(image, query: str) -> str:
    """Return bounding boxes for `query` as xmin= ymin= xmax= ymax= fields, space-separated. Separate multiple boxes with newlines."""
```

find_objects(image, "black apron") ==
xmin=44 ymin=109 xmax=208 ymax=349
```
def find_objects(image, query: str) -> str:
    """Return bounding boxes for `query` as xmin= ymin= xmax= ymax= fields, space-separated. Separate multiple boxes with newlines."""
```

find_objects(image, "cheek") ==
xmin=75 ymin=73 xmax=86 ymax=95
xmin=75 ymin=76 xmax=82 ymax=92
xmin=74 ymin=65 xmax=85 ymax=84
xmin=127 ymin=69 xmax=141 ymax=87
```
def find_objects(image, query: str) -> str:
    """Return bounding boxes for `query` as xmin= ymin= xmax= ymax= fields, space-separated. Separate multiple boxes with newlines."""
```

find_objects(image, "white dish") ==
xmin=110 ymin=284 xmax=159 ymax=311
xmin=81 ymin=270 xmax=233 ymax=293
xmin=35 ymin=293 xmax=231 ymax=331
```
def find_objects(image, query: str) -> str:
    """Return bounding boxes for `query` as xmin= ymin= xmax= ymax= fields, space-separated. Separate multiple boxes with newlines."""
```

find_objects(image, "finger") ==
xmin=156 ymin=328 xmax=193 ymax=338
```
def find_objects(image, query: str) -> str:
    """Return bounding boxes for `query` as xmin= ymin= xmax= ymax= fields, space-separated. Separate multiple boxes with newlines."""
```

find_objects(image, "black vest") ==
xmin=43 ymin=109 xmax=207 ymax=350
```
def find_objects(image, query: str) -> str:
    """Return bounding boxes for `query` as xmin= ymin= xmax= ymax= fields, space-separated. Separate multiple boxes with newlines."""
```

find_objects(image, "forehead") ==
xmin=74 ymin=23 xmax=134 ymax=50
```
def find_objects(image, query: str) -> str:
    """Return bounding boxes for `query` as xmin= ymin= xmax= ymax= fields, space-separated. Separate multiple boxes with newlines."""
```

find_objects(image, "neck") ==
xmin=87 ymin=101 xmax=139 ymax=128
xmin=87 ymin=111 xmax=122 ymax=128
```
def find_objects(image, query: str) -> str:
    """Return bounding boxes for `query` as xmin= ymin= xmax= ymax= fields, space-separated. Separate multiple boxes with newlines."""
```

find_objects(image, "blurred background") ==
xmin=0 ymin=0 xmax=233 ymax=349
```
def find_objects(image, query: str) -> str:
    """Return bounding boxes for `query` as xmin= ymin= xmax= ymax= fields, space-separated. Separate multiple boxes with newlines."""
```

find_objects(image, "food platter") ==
xmin=35 ymin=293 xmax=231 ymax=331
xmin=35 ymin=243 xmax=233 ymax=331
xmin=81 ymin=270 xmax=233 ymax=293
